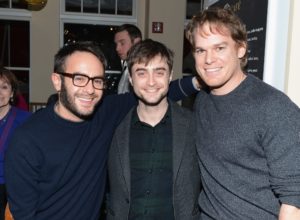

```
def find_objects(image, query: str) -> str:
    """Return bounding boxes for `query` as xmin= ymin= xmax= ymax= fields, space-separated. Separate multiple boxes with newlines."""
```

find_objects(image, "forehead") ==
xmin=114 ymin=30 xmax=130 ymax=42
xmin=64 ymin=51 xmax=104 ymax=75
xmin=133 ymin=55 xmax=170 ymax=70
xmin=193 ymin=23 xmax=235 ymax=46
xmin=0 ymin=76 xmax=10 ymax=84
xmin=195 ymin=22 xmax=231 ymax=38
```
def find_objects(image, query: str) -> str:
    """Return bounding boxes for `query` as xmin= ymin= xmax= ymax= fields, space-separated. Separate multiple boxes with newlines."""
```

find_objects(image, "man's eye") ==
xmin=74 ymin=75 xmax=86 ymax=82
xmin=216 ymin=46 xmax=225 ymax=52
xmin=94 ymin=78 xmax=103 ymax=85
xmin=136 ymin=72 xmax=145 ymax=76
xmin=156 ymin=71 xmax=165 ymax=76
xmin=195 ymin=48 xmax=204 ymax=54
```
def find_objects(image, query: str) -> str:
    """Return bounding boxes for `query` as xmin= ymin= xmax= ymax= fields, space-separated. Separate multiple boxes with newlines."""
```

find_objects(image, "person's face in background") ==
xmin=129 ymin=55 xmax=172 ymax=108
xmin=114 ymin=30 xmax=140 ymax=61
xmin=52 ymin=51 xmax=104 ymax=122
xmin=0 ymin=76 xmax=13 ymax=109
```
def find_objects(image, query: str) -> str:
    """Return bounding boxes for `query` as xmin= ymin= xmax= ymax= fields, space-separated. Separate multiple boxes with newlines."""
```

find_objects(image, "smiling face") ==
xmin=193 ymin=23 xmax=246 ymax=95
xmin=129 ymin=55 xmax=172 ymax=108
xmin=52 ymin=51 xmax=104 ymax=122
xmin=0 ymin=77 xmax=13 ymax=110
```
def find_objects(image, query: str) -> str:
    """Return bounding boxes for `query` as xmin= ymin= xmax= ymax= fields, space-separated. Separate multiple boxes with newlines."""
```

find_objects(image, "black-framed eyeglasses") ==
xmin=57 ymin=72 xmax=106 ymax=90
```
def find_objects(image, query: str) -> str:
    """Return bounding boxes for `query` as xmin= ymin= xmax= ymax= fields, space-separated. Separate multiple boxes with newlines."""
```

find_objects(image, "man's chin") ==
xmin=70 ymin=106 xmax=95 ymax=121
xmin=140 ymin=97 xmax=165 ymax=107
xmin=75 ymin=111 xmax=94 ymax=120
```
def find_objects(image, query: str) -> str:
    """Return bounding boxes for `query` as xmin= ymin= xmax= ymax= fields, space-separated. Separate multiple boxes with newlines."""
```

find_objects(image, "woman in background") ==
xmin=0 ymin=67 xmax=31 ymax=220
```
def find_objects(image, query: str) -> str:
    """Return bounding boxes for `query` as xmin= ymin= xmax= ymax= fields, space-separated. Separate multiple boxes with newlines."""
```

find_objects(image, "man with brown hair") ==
xmin=186 ymin=7 xmax=300 ymax=220
xmin=107 ymin=39 xmax=201 ymax=220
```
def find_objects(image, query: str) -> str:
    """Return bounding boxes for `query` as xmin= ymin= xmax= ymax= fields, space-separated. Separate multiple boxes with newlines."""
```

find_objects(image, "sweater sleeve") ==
xmin=4 ymin=130 xmax=41 ymax=220
xmin=261 ymin=94 xmax=300 ymax=208
xmin=168 ymin=76 xmax=198 ymax=101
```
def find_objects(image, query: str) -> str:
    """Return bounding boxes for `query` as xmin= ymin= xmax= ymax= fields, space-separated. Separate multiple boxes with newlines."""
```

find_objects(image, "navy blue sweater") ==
xmin=4 ymin=77 xmax=196 ymax=220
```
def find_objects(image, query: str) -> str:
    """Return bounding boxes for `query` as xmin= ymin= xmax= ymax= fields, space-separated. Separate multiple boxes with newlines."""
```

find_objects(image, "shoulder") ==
xmin=15 ymin=107 xmax=31 ymax=117
xmin=233 ymin=75 xmax=300 ymax=129
xmin=12 ymin=107 xmax=31 ymax=124
xmin=246 ymin=75 xmax=298 ymax=111
xmin=115 ymin=107 xmax=135 ymax=131
xmin=169 ymin=102 xmax=193 ymax=126
xmin=194 ymin=89 xmax=210 ymax=105
xmin=98 ymin=93 xmax=136 ymax=113
xmin=14 ymin=105 xmax=51 ymax=133
xmin=169 ymin=100 xmax=192 ymax=115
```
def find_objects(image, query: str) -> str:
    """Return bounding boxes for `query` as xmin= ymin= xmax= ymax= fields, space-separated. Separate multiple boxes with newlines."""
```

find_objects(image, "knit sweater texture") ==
xmin=195 ymin=74 xmax=300 ymax=219
xmin=5 ymin=94 xmax=134 ymax=220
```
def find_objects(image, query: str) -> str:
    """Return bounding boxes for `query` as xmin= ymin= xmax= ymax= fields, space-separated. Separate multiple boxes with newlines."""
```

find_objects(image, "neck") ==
xmin=0 ymin=104 xmax=11 ymax=120
xmin=212 ymin=71 xmax=247 ymax=95
xmin=54 ymin=102 xmax=83 ymax=122
xmin=137 ymin=100 xmax=168 ymax=127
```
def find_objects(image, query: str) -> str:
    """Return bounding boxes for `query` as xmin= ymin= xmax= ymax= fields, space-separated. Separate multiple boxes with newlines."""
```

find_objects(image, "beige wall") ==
xmin=146 ymin=0 xmax=186 ymax=80
xmin=30 ymin=1 xmax=60 ymax=102
xmin=27 ymin=1 xmax=299 ymax=106
xmin=285 ymin=0 xmax=300 ymax=106
xmin=136 ymin=0 xmax=186 ymax=79
xmin=136 ymin=0 xmax=148 ymax=39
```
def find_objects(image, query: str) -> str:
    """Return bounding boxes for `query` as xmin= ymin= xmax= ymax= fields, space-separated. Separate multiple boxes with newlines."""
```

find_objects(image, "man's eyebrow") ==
xmin=153 ymin=67 xmax=167 ymax=71
xmin=195 ymin=41 xmax=228 ymax=50
xmin=135 ymin=67 xmax=147 ymax=71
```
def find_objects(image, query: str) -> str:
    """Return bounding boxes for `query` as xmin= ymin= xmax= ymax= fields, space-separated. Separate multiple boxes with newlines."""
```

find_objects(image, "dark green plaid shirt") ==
xmin=129 ymin=106 xmax=174 ymax=220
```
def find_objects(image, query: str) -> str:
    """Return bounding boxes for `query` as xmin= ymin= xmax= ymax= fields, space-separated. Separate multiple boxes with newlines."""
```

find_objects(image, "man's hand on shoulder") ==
xmin=279 ymin=204 xmax=300 ymax=220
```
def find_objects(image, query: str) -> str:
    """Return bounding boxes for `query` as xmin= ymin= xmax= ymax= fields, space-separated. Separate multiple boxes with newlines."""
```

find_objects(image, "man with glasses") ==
xmin=4 ymin=41 xmax=199 ymax=220
xmin=56 ymin=72 xmax=106 ymax=91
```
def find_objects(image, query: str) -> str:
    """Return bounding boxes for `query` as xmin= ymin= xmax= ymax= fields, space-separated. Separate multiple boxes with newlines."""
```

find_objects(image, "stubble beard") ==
xmin=138 ymin=91 xmax=168 ymax=107
xmin=59 ymin=80 xmax=96 ymax=120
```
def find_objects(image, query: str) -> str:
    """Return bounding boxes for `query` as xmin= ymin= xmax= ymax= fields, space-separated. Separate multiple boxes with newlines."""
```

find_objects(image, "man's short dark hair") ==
xmin=115 ymin=24 xmax=142 ymax=42
xmin=54 ymin=41 xmax=107 ymax=74
xmin=127 ymin=39 xmax=174 ymax=75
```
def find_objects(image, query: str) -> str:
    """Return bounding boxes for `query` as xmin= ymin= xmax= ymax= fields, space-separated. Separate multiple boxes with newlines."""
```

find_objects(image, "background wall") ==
xmin=146 ymin=0 xmax=186 ymax=80
xmin=28 ymin=0 xmax=300 ymax=107
xmin=30 ymin=0 xmax=59 ymax=102
xmin=285 ymin=0 xmax=300 ymax=105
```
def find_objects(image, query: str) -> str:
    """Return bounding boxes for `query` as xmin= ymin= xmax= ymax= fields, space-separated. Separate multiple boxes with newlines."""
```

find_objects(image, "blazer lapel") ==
xmin=117 ymin=109 xmax=134 ymax=195
xmin=171 ymin=103 xmax=188 ymax=183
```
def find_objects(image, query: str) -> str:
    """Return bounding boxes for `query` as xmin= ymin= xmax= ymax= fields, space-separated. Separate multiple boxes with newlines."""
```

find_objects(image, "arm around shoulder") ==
xmin=168 ymin=76 xmax=199 ymax=101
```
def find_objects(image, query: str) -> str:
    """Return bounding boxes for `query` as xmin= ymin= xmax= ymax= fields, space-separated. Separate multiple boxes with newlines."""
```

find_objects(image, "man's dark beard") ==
xmin=59 ymin=80 xmax=94 ymax=120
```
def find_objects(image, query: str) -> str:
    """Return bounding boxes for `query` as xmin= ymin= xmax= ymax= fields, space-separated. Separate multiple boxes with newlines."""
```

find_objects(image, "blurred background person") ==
xmin=0 ymin=67 xmax=31 ymax=220
xmin=114 ymin=24 xmax=142 ymax=94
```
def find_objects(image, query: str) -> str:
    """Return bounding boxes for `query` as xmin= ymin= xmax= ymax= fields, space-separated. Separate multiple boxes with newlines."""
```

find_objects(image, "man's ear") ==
xmin=128 ymin=75 xmax=133 ymax=86
xmin=51 ymin=73 xmax=62 ymax=92
xmin=237 ymin=43 xmax=247 ymax=58
xmin=169 ymin=70 xmax=173 ymax=83
xmin=133 ymin=37 xmax=141 ymax=45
